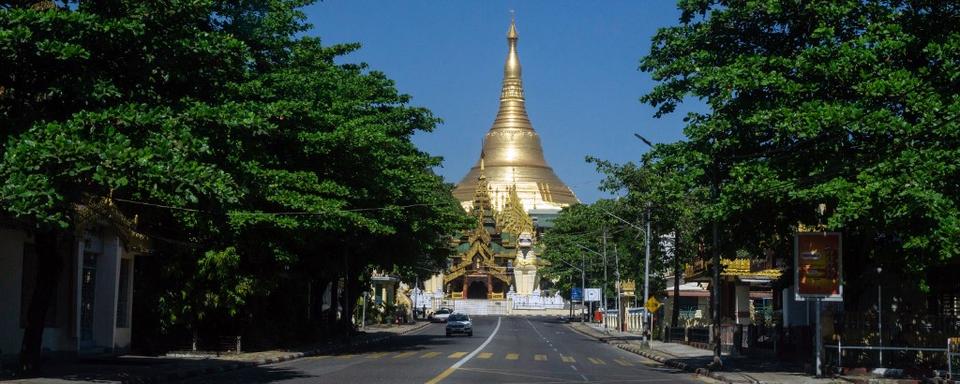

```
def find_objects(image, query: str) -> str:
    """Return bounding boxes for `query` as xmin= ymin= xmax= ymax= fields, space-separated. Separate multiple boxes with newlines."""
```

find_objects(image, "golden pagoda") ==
xmin=453 ymin=18 xmax=579 ymax=212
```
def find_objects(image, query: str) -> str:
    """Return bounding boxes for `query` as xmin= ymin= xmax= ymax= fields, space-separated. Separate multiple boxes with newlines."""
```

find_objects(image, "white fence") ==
xmin=510 ymin=292 xmax=565 ymax=310
xmin=602 ymin=308 xmax=647 ymax=333
xmin=410 ymin=289 xmax=568 ymax=314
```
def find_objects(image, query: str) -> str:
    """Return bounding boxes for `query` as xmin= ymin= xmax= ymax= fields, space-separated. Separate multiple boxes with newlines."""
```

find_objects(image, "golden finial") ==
xmin=507 ymin=10 xmax=518 ymax=40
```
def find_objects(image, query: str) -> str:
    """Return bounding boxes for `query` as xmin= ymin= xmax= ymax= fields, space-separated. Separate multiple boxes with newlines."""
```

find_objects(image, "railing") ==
xmin=832 ymin=341 xmax=953 ymax=376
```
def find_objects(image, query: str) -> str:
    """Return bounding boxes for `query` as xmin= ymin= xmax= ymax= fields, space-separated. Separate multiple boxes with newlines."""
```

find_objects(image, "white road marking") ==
xmin=425 ymin=317 xmax=502 ymax=384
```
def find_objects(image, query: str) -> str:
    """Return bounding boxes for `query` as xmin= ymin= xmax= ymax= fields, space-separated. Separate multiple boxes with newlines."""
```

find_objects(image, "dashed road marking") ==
xmin=425 ymin=317 xmax=502 ymax=384
xmin=613 ymin=358 xmax=634 ymax=366
xmin=534 ymin=354 xmax=547 ymax=361
xmin=587 ymin=357 xmax=606 ymax=365
xmin=421 ymin=352 xmax=441 ymax=358
xmin=477 ymin=352 xmax=493 ymax=359
xmin=448 ymin=352 xmax=467 ymax=359
xmin=393 ymin=351 xmax=417 ymax=359
xmin=561 ymin=355 xmax=575 ymax=363
xmin=505 ymin=353 xmax=519 ymax=360
xmin=335 ymin=354 xmax=354 ymax=359
xmin=366 ymin=352 xmax=389 ymax=359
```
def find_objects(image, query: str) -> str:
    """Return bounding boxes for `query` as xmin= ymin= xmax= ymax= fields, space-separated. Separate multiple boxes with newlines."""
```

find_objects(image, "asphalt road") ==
xmin=181 ymin=316 xmax=705 ymax=384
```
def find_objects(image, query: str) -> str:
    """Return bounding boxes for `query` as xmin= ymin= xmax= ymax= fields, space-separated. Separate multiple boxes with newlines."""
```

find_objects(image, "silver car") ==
xmin=445 ymin=313 xmax=472 ymax=337
xmin=431 ymin=308 xmax=451 ymax=323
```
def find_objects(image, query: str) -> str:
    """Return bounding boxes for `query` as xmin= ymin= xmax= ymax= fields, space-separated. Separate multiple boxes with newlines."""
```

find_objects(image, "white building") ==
xmin=1 ymin=201 xmax=146 ymax=360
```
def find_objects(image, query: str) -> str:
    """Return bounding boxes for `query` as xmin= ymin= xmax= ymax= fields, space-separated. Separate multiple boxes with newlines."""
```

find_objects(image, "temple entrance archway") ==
xmin=466 ymin=281 xmax=488 ymax=299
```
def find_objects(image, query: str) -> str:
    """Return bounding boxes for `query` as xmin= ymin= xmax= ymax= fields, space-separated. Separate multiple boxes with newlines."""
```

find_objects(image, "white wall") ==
xmin=91 ymin=229 xmax=120 ymax=352
xmin=0 ymin=229 xmax=74 ymax=358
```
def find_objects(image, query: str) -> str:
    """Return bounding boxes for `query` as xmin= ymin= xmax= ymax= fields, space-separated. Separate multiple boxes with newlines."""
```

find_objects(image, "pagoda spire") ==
xmin=452 ymin=16 xmax=579 ymax=207
xmin=496 ymin=17 xmax=528 ymax=129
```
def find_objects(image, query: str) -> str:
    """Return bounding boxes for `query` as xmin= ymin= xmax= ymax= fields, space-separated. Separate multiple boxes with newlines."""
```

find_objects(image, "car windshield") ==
xmin=448 ymin=314 xmax=468 ymax=321
xmin=436 ymin=309 xmax=450 ymax=314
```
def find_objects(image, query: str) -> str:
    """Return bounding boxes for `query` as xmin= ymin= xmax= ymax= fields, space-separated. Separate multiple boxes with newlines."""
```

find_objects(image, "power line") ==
xmin=111 ymin=197 xmax=452 ymax=216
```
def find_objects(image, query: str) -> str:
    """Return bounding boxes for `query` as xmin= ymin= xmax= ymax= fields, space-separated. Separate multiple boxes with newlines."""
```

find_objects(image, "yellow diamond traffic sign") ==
xmin=644 ymin=296 xmax=661 ymax=313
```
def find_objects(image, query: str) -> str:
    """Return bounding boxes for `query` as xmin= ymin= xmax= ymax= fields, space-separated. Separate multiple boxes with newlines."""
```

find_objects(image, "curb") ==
xmin=150 ymin=321 xmax=432 ymax=383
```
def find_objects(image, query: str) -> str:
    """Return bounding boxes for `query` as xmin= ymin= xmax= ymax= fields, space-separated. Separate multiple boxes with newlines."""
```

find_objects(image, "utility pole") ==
xmin=711 ymin=160 xmax=722 ymax=369
xmin=361 ymin=292 xmax=367 ymax=330
xmin=581 ymin=253 xmax=586 ymax=321
xmin=644 ymin=202 xmax=652 ymax=340
xmin=614 ymin=246 xmax=622 ymax=331
xmin=602 ymin=228 xmax=609 ymax=329
xmin=877 ymin=266 xmax=883 ymax=367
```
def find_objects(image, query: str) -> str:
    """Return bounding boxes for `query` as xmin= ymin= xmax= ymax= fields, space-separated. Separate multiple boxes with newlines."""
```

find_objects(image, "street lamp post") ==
xmin=644 ymin=202 xmax=652 ymax=338
xmin=581 ymin=253 xmax=586 ymax=320
xmin=614 ymin=246 xmax=622 ymax=331
xmin=361 ymin=292 xmax=368 ymax=330
xmin=557 ymin=258 xmax=586 ymax=321
xmin=598 ymin=207 xmax=651 ymax=338
xmin=877 ymin=266 xmax=883 ymax=367
xmin=602 ymin=230 xmax=609 ymax=328
xmin=577 ymin=243 xmax=608 ymax=327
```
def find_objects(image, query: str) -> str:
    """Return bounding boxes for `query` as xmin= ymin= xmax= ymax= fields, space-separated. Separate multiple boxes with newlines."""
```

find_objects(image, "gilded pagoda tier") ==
xmin=452 ymin=18 xmax=578 ymax=208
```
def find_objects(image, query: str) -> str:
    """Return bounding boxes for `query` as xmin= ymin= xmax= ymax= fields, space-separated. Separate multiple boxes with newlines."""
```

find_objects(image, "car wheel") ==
xmin=467 ymin=332 xmax=473 ymax=337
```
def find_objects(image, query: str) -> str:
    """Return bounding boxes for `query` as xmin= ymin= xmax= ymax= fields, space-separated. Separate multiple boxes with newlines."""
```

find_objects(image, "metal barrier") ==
xmin=835 ymin=341 xmax=953 ymax=375
xmin=948 ymin=337 xmax=960 ymax=378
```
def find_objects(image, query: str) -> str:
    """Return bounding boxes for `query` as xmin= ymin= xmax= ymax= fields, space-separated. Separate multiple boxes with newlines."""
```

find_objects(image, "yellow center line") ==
xmin=424 ymin=317 xmax=502 ymax=384
xmin=560 ymin=355 xmax=575 ymax=363
xmin=393 ymin=351 xmax=417 ymax=359
xmin=477 ymin=352 xmax=493 ymax=359
xmin=534 ymin=354 xmax=547 ymax=361
xmin=425 ymin=367 xmax=456 ymax=384
xmin=448 ymin=351 xmax=468 ymax=359
xmin=613 ymin=358 xmax=634 ymax=366
xmin=421 ymin=351 xmax=441 ymax=358
xmin=505 ymin=353 xmax=519 ymax=360
xmin=588 ymin=357 xmax=606 ymax=365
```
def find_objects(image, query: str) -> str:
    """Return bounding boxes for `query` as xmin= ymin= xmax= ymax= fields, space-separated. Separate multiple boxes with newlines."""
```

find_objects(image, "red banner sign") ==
xmin=794 ymin=232 xmax=843 ymax=301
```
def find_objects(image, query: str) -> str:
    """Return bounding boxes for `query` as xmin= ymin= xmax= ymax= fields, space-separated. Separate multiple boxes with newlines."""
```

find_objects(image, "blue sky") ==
xmin=304 ymin=1 xmax=705 ymax=203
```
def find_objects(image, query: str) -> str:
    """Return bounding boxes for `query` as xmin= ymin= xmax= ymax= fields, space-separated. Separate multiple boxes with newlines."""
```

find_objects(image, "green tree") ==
xmin=1 ymin=0 xmax=466 ymax=370
xmin=0 ymin=1 xmax=243 ymax=371
xmin=591 ymin=141 xmax=709 ymax=326
xmin=641 ymin=0 xmax=960 ymax=291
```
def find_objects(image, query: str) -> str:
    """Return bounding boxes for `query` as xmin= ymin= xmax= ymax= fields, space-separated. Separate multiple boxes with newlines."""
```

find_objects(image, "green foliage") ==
xmin=639 ymin=0 xmax=960 ymax=288
xmin=0 ymin=0 xmax=467 ymax=346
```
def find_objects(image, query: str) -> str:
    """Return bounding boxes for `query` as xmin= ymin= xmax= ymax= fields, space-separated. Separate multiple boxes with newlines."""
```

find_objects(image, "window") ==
xmin=116 ymin=259 xmax=131 ymax=328
xmin=20 ymin=244 xmax=57 ymax=328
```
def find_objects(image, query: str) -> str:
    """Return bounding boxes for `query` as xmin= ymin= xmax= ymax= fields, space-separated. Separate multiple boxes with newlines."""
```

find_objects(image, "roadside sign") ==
xmin=571 ymin=288 xmax=583 ymax=302
xmin=794 ymin=232 xmax=843 ymax=301
xmin=584 ymin=288 xmax=601 ymax=302
xmin=644 ymin=296 xmax=661 ymax=313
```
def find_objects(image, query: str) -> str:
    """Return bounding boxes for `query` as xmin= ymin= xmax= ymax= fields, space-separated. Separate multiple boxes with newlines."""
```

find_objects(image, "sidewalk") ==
xmin=2 ymin=321 xmax=430 ymax=383
xmin=569 ymin=321 xmax=845 ymax=384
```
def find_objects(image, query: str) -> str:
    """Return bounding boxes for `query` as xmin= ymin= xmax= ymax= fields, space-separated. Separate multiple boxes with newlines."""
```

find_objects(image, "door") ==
xmin=80 ymin=251 xmax=97 ymax=346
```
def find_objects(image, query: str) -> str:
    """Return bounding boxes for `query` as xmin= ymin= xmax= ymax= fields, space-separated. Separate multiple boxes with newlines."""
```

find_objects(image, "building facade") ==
xmin=0 ymin=199 xmax=146 ymax=360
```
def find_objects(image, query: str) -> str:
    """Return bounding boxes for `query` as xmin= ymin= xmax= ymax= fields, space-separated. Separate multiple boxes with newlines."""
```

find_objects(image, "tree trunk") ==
xmin=315 ymin=277 xmax=329 ymax=339
xmin=326 ymin=276 xmax=340 ymax=337
xmin=339 ymin=262 xmax=362 ymax=334
xmin=19 ymin=228 xmax=66 ymax=374
xmin=672 ymin=231 xmax=681 ymax=327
